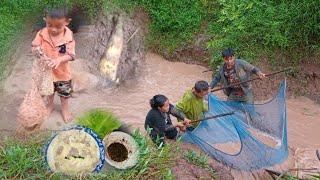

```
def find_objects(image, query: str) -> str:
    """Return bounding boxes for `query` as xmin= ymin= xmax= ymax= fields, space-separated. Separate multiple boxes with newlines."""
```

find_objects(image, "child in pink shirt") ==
xmin=32 ymin=7 xmax=75 ymax=122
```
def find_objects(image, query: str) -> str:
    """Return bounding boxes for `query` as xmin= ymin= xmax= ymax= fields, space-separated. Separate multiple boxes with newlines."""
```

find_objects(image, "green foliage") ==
xmin=0 ymin=0 xmax=42 ymax=80
xmin=107 ymin=0 xmax=207 ymax=54
xmin=277 ymin=172 xmax=299 ymax=180
xmin=184 ymin=150 xmax=216 ymax=178
xmin=184 ymin=150 xmax=208 ymax=168
xmin=310 ymin=173 xmax=320 ymax=180
xmin=139 ymin=0 xmax=204 ymax=34
xmin=142 ymin=0 xmax=206 ymax=53
xmin=41 ymin=0 xmax=73 ymax=10
xmin=107 ymin=0 xmax=320 ymax=70
xmin=76 ymin=109 xmax=121 ymax=139
xmin=207 ymin=0 xmax=320 ymax=68
xmin=105 ymin=0 xmax=138 ymax=14
xmin=1 ymin=0 xmax=320 ymax=81
xmin=0 ymin=134 xmax=50 ymax=179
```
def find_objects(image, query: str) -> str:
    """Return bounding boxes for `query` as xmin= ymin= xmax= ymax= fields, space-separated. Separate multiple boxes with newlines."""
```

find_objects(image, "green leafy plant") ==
xmin=105 ymin=0 xmax=138 ymax=14
xmin=106 ymin=0 xmax=206 ymax=54
xmin=184 ymin=150 xmax=216 ymax=178
xmin=2 ymin=0 xmax=319 ymax=82
xmin=0 ymin=0 xmax=43 ymax=80
xmin=143 ymin=0 xmax=206 ymax=54
xmin=184 ymin=150 xmax=208 ymax=168
xmin=76 ymin=108 xmax=122 ymax=139
xmin=310 ymin=173 xmax=320 ymax=180
xmin=0 ymin=134 xmax=50 ymax=179
xmin=207 ymin=0 xmax=320 ymax=69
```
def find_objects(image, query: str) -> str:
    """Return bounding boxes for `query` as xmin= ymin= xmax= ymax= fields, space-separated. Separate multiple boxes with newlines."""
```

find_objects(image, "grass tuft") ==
xmin=184 ymin=150 xmax=216 ymax=178
xmin=76 ymin=108 xmax=122 ymax=139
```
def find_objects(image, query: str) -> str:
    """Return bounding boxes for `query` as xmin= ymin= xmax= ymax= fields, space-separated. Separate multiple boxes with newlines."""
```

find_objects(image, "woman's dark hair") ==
xmin=222 ymin=48 xmax=234 ymax=58
xmin=194 ymin=81 xmax=209 ymax=93
xmin=45 ymin=7 xmax=70 ymax=19
xmin=150 ymin=94 xmax=168 ymax=109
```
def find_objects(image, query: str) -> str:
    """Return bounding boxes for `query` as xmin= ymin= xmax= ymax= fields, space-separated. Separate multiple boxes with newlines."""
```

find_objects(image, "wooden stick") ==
xmin=211 ymin=68 xmax=291 ymax=92
xmin=202 ymin=69 xmax=212 ymax=73
xmin=289 ymin=168 xmax=318 ymax=172
xmin=127 ymin=27 xmax=140 ymax=43
xmin=190 ymin=111 xmax=235 ymax=124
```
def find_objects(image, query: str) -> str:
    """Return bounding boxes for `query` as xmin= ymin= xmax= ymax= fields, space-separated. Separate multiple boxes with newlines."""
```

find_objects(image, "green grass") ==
xmin=184 ymin=150 xmax=216 ymax=178
xmin=310 ymin=173 xmax=320 ymax=180
xmin=2 ymin=0 xmax=319 ymax=82
xmin=140 ymin=0 xmax=206 ymax=54
xmin=0 ymin=132 xmax=51 ymax=179
xmin=105 ymin=0 xmax=138 ymax=14
xmin=106 ymin=0 xmax=320 ymax=72
xmin=205 ymin=0 xmax=320 ymax=69
xmin=105 ymin=0 xmax=206 ymax=55
xmin=0 ymin=0 xmax=43 ymax=81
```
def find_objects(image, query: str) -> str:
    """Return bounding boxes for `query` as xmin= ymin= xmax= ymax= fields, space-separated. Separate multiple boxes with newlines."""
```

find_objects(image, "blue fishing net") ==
xmin=182 ymin=80 xmax=288 ymax=170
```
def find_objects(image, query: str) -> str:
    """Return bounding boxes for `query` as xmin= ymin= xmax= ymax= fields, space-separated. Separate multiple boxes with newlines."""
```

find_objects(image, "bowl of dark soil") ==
xmin=103 ymin=131 xmax=138 ymax=169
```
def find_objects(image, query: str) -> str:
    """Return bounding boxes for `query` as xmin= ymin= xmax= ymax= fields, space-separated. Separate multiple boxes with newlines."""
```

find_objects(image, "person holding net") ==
xmin=175 ymin=81 xmax=210 ymax=131
xmin=210 ymin=48 xmax=266 ymax=124
xmin=210 ymin=48 xmax=266 ymax=103
xmin=144 ymin=94 xmax=191 ymax=146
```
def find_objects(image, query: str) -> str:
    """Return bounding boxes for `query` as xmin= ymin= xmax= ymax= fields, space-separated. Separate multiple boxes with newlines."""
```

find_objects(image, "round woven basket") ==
xmin=103 ymin=131 xmax=139 ymax=169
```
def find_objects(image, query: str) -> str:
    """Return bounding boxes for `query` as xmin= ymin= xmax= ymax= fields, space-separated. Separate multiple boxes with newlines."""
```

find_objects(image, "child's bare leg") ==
xmin=60 ymin=97 xmax=73 ymax=123
xmin=47 ymin=94 xmax=55 ymax=114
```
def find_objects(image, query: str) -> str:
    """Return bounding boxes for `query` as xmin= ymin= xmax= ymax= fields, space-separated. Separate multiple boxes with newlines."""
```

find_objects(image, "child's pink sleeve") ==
xmin=31 ymin=31 xmax=42 ymax=52
xmin=67 ymin=39 xmax=76 ymax=60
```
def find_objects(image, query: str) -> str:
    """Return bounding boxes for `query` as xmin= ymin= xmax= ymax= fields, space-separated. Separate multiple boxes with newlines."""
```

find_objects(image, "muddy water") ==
xmin=0 ymin=51 xmax=212 ymax=130
xmin=53 ymin=53 xmax=210 ymax=131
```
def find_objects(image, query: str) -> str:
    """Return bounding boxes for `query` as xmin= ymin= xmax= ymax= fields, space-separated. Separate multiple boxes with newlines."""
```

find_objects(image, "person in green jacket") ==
xmin=175 ymin=80 xmax=210 ymax=131
xmin=210 ymin=48 xmax=266 ymax=103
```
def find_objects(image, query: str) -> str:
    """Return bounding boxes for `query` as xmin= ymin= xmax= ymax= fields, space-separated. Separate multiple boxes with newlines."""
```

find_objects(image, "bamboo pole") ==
xmin=190 ymin=111 xmax=235 ymax=124
xmin=211 ymin=68 xmax=291 ymax=92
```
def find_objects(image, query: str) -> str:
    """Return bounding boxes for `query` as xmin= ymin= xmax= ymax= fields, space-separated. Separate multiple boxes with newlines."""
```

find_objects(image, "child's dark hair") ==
xmin=194 ymin=81 xmax=209 ymax=93
xmin=45 ymin=7 xmax=70 ymax=19
xmin=222 ymin=48 xmax=234 ymax=58
xmin=150 ymin=95 xmax=168 ymax=109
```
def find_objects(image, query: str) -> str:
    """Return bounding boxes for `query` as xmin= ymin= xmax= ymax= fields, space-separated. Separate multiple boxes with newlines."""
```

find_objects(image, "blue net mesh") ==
xmin=182 ymin=80 xmax=288 ymax=170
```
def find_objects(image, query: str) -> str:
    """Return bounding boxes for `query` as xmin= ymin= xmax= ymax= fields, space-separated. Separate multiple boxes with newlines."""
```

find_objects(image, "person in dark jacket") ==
xmin=145 ymin=94 xmax=191 ymax=146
